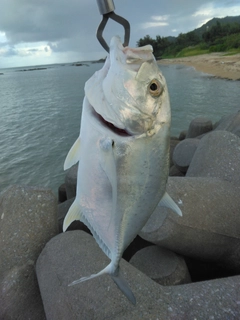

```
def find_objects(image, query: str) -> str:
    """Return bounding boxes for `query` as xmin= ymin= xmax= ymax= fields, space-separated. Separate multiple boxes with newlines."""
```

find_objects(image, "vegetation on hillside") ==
xmin=137 ymin=17 xmax=240 ymax=58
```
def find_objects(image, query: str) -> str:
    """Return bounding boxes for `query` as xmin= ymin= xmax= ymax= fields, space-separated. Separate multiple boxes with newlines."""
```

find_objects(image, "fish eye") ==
xmin=149 ymin=79 xmax=162 ymax=97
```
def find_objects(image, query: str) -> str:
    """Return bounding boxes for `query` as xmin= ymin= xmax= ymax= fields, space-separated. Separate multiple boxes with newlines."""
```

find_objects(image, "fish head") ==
xmin=85 ymin=36 xmax=170 ymax=136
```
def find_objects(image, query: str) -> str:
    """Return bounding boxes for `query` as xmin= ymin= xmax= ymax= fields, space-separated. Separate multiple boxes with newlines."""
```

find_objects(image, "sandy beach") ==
xmin=158 ymin=53 xmax=240 ymax=80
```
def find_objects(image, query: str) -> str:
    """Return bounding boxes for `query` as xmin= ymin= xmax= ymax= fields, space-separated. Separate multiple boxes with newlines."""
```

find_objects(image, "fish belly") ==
xmin=76 ymin=98 xmax=170 ymax=261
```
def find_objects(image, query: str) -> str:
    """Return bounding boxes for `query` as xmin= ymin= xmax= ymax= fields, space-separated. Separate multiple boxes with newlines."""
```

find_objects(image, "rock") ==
xmin=185 ymin=256 xmax=236 ymax=282
xmin=179 ymin=130 xmax=187 ymax=140
xmin=122 ymin=236 xmax=153 ymax=261
xmin=140 ymin=177 xmax=240 ymax=272
xmin=58 ymin=198 xmax=90 ymax=233
xmin=170 ymin=138 xmax=180 ymax=167
xmin=172 ymin=138 xmax=200 ymax=173
xmin=36 ymin=231 xmax=240 ymax=319
xmin=213 ymin=119 xmax=221 ymax=130
xmin=186 ymin=117 xmax=213 ymax=138
xmin=0 ymin=185 xmax=58 ymax=320
xmin=58 ymin=183 xmax=67 ymax=203
xmin=214 ymin=110 xmax=240 ymax=137
xmin=58 ymin=197 xmax=74 ymax=231
xmin=1 ymin=261 xmax=45 ymax=320
xmin=186 ymin=130 xmax=240 ymax=185
xmin=65 ymin=163 xmax=78 ymax=199
xmin=169 ymin=165 xmax=185 ymax=176
xmin=129 ymin=245 xmax=191 ymax=285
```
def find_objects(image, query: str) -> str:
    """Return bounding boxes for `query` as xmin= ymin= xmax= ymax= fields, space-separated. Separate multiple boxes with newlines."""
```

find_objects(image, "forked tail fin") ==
xmin=111 ymin=267 xmax=136 ymax=305
xmin=68 ymin=262 xmax=112 ymax=286
xmin=68 ymin=262 xmax=136 ymax=305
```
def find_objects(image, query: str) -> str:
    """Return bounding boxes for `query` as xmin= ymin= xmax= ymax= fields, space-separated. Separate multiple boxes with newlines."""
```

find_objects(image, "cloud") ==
xmin=192 ymin=2 xmax=240 ymax=18
xmin=0 ymin=46 xmax=16 ymax=57
xmin=18 ymin=45 xmax=52 ymax=57
xmin=151 ymin=15 xmax=170 ymax=22
xmin=0 ymin=43 xmax=52 ymax=58
xmin=192 ymin=2 xmax=240 ymax=27
xmin=0 ymin=31 xmax=7 ymax=43
xmin=141 ymin=21 xmax=169 ymax=29
xmin=141 ymin=15 xmax=170 ymax=29
xmin=0 ymin=0 xmax=239 ymax=67
xmin=0 ymin=0 xmax=97 ymax=45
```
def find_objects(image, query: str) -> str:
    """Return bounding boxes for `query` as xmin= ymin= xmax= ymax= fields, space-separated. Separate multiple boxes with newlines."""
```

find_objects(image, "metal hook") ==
xmin=96 ymin=0 xmax=130 ymax=52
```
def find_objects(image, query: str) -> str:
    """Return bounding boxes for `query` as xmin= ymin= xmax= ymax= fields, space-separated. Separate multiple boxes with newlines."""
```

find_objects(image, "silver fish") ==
xmin=63 ymin=36 xmax=182 ymax=304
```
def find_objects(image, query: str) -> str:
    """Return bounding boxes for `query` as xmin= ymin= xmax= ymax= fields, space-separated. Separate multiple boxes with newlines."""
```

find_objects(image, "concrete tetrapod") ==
xmin=36 ymin=231 xmax=240 ymax=320
xmin=140 ymin=176 xmax=240 ymax=272
xmin=0 ymin=185 xmax=58 ymax=320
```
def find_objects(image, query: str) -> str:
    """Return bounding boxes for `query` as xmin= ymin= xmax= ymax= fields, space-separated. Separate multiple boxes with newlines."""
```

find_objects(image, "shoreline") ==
xmin=158 ymin=52 xmax=240 ymax=80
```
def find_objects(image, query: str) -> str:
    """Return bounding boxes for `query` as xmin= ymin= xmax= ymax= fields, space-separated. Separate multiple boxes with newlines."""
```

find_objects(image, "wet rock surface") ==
xmin=0 ymin=185 xmax=58 ymax=320
xmin=36 ymin=231 xmax=240 ymax=320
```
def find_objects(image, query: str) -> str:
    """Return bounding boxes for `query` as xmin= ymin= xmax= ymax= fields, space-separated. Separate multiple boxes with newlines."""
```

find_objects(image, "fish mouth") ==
xmin=91 ymin=105 xmax=131 ymax=137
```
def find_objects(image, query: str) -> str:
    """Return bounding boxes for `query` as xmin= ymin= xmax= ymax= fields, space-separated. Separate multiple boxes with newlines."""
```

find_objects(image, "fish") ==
xmin=63 ymin=36 xmax=182 ymax=304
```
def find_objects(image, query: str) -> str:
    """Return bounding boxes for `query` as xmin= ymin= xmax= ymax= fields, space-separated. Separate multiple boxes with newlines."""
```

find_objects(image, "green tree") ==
xmin=136 ymin=35 xmax=155 ymax=47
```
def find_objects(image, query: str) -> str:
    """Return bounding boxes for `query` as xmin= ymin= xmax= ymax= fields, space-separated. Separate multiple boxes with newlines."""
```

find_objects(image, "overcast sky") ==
xmin=0 ymin=0 xmax=239 ymax=68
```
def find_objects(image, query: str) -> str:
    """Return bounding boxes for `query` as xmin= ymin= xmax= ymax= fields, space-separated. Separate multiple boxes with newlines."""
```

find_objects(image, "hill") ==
xmin=194 ymin=16 xmax=240 ymax=37
xmin=137 ymin=15 xmax=240 ymax=58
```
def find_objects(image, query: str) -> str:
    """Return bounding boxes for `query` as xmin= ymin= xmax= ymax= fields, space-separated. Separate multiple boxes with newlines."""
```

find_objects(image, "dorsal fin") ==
xmin=64 ymin=137 xmax=81 ymax=170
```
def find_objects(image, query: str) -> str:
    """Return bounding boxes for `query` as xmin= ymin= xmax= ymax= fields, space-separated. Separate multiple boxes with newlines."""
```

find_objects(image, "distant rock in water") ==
xmin=0 ymin=73 xmax=4 ymax=75
xmin=91 ymin=57 xmax=107 ymax=63
xmin=16 ymin=67 xmax=47 ymax=72
xmin=72 ymin=63 xmax=89 ymax=67
xmin=71 ymin=58 xmax=106 ymax=66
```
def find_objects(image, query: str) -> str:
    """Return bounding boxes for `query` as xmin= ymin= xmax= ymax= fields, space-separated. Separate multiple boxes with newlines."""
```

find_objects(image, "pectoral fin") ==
xmin=64 ymin=137 xmax=81 ymax=170
xmin=63 ymin=199 xmax=82 ymax=231
xmin=99 ymin=138 xmax=116 ymax=191
xmin=158 ymin=192 xmax=182 ymax=216
xmin=99 ymin=138 xmax=117 ymax=219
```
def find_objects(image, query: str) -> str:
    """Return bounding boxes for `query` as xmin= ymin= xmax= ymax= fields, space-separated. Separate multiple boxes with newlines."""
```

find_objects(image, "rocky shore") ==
xmin=1 ymin=111 xmax=240 ymax=319
xmin=158 ymin=52 xmax=240 ymax=80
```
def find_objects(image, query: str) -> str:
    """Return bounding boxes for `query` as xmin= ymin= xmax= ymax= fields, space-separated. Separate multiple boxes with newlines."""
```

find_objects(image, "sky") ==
xmin=0 ymin=0 xmax=240 ymax=68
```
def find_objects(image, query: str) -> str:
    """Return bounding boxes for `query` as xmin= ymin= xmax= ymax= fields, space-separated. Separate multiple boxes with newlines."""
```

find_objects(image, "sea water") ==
xmin=0 ymin=63 xmax=239 ymax=194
